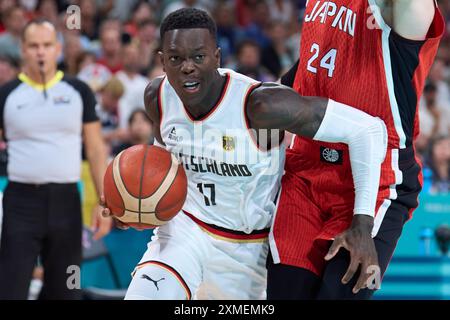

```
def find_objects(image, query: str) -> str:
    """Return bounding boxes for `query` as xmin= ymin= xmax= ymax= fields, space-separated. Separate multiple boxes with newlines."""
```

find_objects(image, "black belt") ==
xmin=7 ymin=181 xmax=77 ymax=190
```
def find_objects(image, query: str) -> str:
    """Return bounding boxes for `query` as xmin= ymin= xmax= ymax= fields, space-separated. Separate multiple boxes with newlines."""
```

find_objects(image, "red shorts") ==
xmin=269 ymin=140 xmax=410 ymax=276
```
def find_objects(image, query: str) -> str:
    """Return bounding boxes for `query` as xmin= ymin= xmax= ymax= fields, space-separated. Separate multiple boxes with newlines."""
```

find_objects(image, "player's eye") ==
xmin=194 ymin=55 xmax=205 ymax=62
xmin=169 ymin=56 xmax=179 ymax=62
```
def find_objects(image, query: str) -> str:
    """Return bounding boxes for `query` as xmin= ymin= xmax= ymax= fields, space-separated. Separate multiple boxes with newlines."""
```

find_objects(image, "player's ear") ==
xmin=158 ymin=51 xmax=165 ymax=72
xmin=214 ymin=47 xmax=221 ymax=68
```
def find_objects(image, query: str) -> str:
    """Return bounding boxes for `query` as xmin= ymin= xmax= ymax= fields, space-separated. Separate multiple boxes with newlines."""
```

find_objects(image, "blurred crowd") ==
xmin=0 ymin=0 xmax=449 ymax=194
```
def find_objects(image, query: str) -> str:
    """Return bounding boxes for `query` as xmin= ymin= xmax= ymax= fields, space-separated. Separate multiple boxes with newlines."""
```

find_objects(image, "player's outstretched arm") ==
xmin=385 ymin=0 xmax=435 ymax=40
xmin=248 ymin=83 xmax=388 ymax=293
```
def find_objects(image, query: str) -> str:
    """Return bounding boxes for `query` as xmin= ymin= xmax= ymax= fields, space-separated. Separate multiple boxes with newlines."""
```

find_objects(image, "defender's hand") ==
xmin=324 ymin=214 xmax=380 ymax=294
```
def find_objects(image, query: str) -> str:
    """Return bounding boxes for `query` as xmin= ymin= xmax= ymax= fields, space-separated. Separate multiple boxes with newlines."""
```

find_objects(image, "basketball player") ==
xmin=268 ymin=0 xmax=445 ymax=299
xmin=102 ymin=8 xmax=387 ymax=300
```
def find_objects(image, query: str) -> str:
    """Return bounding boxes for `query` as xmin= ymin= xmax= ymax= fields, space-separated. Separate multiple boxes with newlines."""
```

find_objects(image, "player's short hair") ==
xmin=21 ymin=18 xmax=56 ymax=41
xmin=160 ymin=8 xmax=217 ymax=43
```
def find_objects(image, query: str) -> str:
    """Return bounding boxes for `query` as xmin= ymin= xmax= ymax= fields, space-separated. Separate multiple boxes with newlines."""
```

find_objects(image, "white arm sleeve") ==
xmin=313 ymin=99 xmax=388 ymax=217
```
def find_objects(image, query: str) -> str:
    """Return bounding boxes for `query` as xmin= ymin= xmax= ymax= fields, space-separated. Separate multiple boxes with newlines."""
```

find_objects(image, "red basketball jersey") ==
xmin=290 ymin=0 xmax=444 ymax=188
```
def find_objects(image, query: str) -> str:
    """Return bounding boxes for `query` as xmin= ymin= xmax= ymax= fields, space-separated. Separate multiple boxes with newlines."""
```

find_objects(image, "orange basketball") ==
xmin=103 ymin=144 xmax=187 ymax=230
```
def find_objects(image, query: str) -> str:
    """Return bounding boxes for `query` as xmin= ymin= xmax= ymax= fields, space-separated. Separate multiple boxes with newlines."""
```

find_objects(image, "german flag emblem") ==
xmin=222 ymin=136 xmax=235 ymax=151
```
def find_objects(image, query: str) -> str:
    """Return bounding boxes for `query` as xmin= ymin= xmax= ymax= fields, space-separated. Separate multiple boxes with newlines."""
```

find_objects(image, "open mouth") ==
xmin=183 ymin=81 xmax=200 ymax=93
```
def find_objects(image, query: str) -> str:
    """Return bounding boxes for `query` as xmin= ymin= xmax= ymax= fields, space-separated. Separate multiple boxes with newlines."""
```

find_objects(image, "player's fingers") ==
xmin=353 ymin=258 xmax=379 ymax=294
xmin=93 ymin=217 xmax=112 ymax=240
xmin=101 ymin=207 xmax=112 ymax=218
xmin=99 ymin=195 xmax=106 ymax=206
xmin=341 ymin=255 xmax=360 ymax=285
xmin=352 ymin=266 xmax=369 ymax=294
xmin=90 ymin=211 xmax=99 ymax=230
xmin=115 ymin=219 xmax=129 ymax=230
xmin=324 ymin=238 xmax=344 ymax=261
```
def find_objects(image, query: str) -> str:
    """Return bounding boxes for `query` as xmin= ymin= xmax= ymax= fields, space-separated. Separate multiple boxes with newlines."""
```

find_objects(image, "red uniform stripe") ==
xmin=183 ymin=210 xmax=269 ymax=240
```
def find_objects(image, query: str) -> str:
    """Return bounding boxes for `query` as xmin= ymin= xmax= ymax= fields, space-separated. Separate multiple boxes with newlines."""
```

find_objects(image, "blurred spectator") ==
xmin=428 ymin=58 xmax=450 ymax=109
xmin=78 ymin=0 xmax=100 ymax=41
xmin=0 ymin=5 xmax=27 ymax=60
xmin=96 ymin=76 xmax=127 ymax=153
xmin=261 ymin=20 xmax=296 ymax=78
xmin=213 ymin=1 xmax=241 ymax=66
xmin=116 ymin=43 xmax=149 ymax=130
xmin=35 ymin=0 xmax=59 ymax=26
xmin=112 ymin=109 xmax=154 ymax=155
xmin=107 ymin=0 xmax=138 ymax=22
xmin=162 ymin=0 xmax=211 ymax=19
xmin=241 ymin=0 xmax=271 ymax=48
xmin=0 ymin=54 xmax=19 ymax=86
xmin=77 ymin=51 xmax=113 ymax=93
xmin=267 ymin=0 xmax=296 ymax=25
xmin=419 ymin=82 xmax=450 ymax=142
xmin=97 ymin=20 xmax=123 ymax=73
xmin=231 ymin=39 xmax=275 ymax=82
xmin=133 ymin=18 xmax=159 ymax=74
xmin=58 ymin=33 xmax=83 ymax=76
xmin=76 ymin=51 xmax=96 ymax=73
xmin=124 ymin=0 xmax=156 ymax=37
xmin=0 ymin=0 xmax=17 ymax=30
xmin=424 ymin=136 xmax=450 ymax=194
xmin=235 ymin=0 xmax=259 ymax=27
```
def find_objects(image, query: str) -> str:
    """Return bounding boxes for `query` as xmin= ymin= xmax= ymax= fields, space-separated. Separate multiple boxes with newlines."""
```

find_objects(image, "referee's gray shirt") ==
xmin=0 ymin=71 xmax=98 ymax=184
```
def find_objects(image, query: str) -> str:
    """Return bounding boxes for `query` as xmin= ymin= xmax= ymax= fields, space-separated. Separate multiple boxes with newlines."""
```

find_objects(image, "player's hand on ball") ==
xmin=99 ymin=195 xmax=129 ymax=231
xmin=91 ymin=200 xmax=113 ymax=240
xmin=324 ymin=214 xmax=380 ymax=294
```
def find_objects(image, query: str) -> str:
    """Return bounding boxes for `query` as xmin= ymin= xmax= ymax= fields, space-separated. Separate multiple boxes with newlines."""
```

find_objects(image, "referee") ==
xmin=0 ymin=19 xmax=112 ymax=299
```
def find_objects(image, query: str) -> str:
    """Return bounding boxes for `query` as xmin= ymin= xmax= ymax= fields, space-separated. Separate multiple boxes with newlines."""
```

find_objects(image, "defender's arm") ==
xmin=383 ymin=0 xmax=436 ymax=40
xmin=247 ymin=83 xmax=387 ymax=217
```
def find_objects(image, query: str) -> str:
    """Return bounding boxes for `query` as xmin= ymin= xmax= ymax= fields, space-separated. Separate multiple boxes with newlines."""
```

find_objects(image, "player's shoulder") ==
xmin=144 ymin=76 xmax=165 ymax=123
xmin=219 ymin=68 xmax=259 ymax=87
xmin=144 ymin=76 xmax=165 ymax=102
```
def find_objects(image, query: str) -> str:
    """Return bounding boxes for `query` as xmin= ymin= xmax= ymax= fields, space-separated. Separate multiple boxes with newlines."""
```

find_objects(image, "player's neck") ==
xmin=184 ymin=72 xmax=226 ymax=119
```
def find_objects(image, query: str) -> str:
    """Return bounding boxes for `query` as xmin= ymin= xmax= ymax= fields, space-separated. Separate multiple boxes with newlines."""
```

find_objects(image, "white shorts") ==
xmin=125 ymin=212 xmax=269 ymax=300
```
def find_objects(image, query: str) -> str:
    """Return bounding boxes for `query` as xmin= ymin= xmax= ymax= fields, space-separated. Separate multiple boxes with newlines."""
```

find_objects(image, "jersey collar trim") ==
xmin=18 ymin=71 xmax=64 ymax=91
xmin=182 ymin=72 xmax=231 ymax=122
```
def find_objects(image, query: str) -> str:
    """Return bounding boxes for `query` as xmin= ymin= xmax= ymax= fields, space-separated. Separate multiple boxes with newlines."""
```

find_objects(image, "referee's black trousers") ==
xmin=0 ymin=182 xmax=82 ymax=300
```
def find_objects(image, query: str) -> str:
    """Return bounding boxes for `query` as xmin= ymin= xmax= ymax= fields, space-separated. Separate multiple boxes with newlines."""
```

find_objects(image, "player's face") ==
xmin=160 ymin=28 xmax=220 ymax=107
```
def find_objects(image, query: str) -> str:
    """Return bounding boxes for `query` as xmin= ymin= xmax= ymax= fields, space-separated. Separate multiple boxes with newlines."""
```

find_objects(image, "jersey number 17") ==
xmin=197 ymin=183 xmax=216 ymax=206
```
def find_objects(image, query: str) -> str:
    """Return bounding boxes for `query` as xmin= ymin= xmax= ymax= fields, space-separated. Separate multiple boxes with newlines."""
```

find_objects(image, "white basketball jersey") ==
xmin=158 ymin=68 xmax=285 ymax=233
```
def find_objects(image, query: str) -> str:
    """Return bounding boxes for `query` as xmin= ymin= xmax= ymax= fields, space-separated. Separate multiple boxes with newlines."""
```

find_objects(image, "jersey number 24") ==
xmin=307 ymin=43 xmax=337 ymax=78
